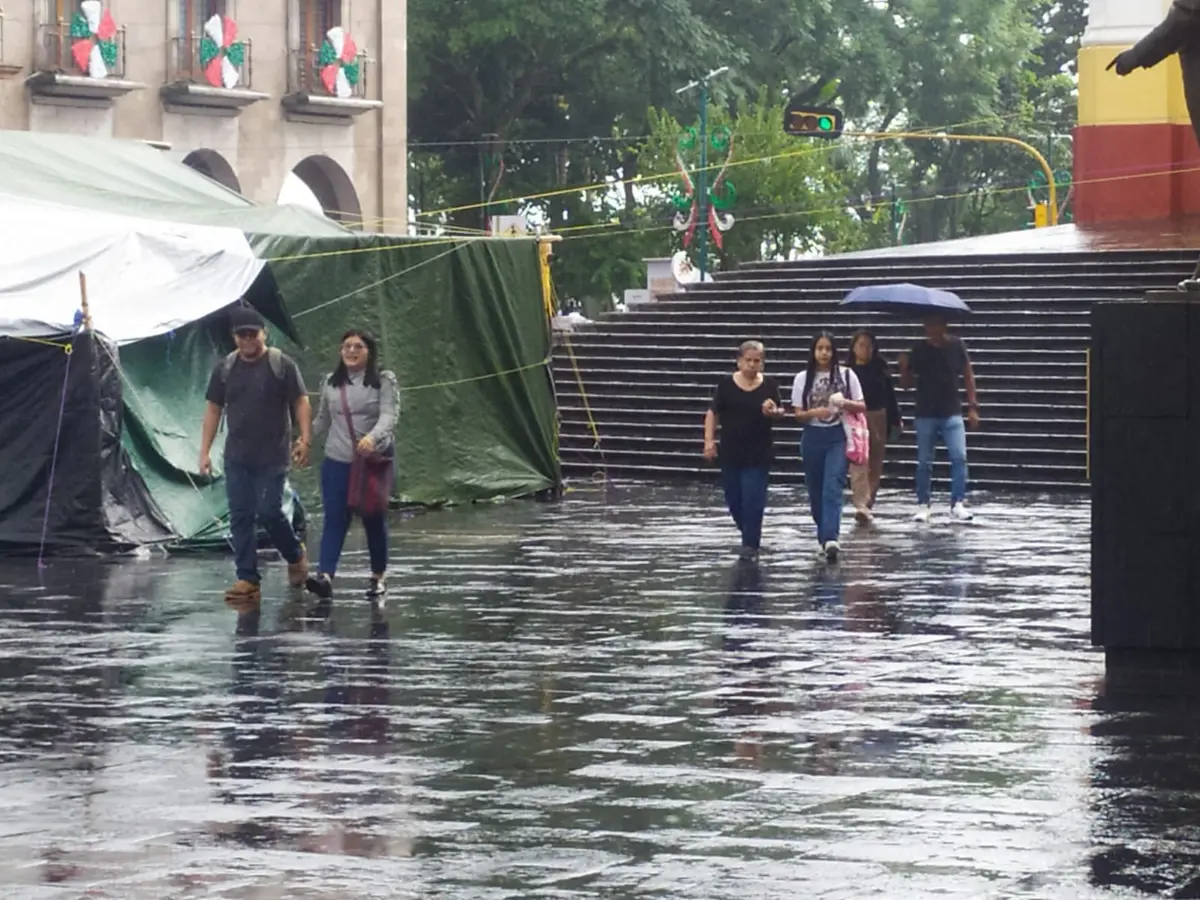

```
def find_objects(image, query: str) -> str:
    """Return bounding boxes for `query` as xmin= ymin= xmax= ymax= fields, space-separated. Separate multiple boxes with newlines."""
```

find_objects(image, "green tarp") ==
xmin=0 ymin=132 xmax=560 ymax=550
xmin=108 ymin=234 xmax=560 ymax=542
xmin=256 ymin=233 xmax=560 ymax=506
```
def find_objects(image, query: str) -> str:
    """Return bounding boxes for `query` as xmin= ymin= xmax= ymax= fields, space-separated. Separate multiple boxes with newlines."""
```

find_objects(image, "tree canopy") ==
xmin=408 ymin=0 xmax=1083 ymax=304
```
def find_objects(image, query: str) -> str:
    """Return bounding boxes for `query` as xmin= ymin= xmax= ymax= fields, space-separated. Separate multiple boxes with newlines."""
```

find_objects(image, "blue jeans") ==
xmin=225 ymin=461 xmax=303 ymax=585
xmin=319 ymin=458 xmax=389 ymax=577
xmin=914 ymin=415 xmax=969 ymax=505
xmin=720 ymin=465 xmax=769 ymax=550
xmin=801 ymin=425 xmax=848 ymax=544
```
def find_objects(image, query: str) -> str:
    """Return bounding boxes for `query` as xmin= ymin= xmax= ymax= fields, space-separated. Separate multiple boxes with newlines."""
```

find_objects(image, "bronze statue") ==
xmin=1109 ymin=0 xmax=1200 ymax=288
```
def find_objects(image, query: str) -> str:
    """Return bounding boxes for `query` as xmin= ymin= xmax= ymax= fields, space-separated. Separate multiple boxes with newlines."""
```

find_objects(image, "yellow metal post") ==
xmin=537 ymin=235 xmax=562 ymax=322
xmin=851 ymin=131 xmax=1059 ymax=226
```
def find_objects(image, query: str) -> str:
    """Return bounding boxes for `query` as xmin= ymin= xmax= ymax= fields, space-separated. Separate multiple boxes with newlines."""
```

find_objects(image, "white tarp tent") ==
xmin=0 ymin=193 xmax=265 ymax=344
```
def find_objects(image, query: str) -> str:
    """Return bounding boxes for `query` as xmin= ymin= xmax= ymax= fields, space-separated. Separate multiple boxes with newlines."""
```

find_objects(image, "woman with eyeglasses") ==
xmin=305 ymin=329 xmax=399 ymax=601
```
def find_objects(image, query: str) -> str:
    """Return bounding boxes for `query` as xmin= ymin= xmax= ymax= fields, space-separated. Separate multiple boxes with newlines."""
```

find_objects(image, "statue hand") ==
xmin=1107 ymin=51 xmax=1137 ymax=76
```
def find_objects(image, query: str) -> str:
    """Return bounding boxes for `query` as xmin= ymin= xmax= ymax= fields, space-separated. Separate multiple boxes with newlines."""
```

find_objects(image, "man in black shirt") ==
xmin=898 ymin=315 xmax=980 ymax=523
xmin=199 ymin=306 xmax=312 ymax=605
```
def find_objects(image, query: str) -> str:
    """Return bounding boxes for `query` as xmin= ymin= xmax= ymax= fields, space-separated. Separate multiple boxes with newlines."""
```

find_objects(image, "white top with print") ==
xmin=791 ymin=367 xmax=864 ymax=428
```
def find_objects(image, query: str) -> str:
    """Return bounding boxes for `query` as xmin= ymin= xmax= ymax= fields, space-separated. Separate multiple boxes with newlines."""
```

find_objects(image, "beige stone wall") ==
xmin=0 ymin=0 xmax=406 ymax=230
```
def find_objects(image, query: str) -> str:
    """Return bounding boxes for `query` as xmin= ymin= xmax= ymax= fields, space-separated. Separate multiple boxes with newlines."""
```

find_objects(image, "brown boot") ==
xmin=225 ymin=579 xmax=261 ymax=610
xmin=287 ymin=546 xmax=309 ymax=587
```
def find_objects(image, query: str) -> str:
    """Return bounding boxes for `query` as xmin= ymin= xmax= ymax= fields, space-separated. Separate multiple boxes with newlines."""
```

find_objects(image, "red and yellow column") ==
xmin=1075 ymin=0 xmax=1200 ymax=222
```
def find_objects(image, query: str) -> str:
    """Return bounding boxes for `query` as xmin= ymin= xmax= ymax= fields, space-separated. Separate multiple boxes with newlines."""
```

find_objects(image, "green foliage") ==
xmin=408 ymin=0 xmax=1085 ymax=297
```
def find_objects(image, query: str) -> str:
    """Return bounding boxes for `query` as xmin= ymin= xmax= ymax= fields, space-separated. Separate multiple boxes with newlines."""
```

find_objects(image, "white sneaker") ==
xmin=950 ymin=502 xmax=974 ymax=523
xmin=912 ymin=506 xmax=932 ymax=523
xmin=824 ymin=541 xmax=840 ymax=562
xmin=816 ymin=543 xmax=828 ymax=561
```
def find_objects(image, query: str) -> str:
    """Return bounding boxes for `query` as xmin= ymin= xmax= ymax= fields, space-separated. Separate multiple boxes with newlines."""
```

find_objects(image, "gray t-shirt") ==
xmin=206 ymin=351 xmax=306 ymax=468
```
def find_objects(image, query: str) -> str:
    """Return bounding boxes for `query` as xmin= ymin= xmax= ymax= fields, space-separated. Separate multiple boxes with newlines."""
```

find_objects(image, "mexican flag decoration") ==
xmin=69 ymin=1 xmax=118 ymax=79
xmin=318 ymin=27 xmax=360 ymax=99
xmin=200 ymin=15 xmax=245 ymax=89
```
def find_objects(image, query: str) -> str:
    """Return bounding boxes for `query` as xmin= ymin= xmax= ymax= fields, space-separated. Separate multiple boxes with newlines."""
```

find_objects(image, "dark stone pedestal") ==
xmin=1092 ymin=291 xmax=1200 ymax=656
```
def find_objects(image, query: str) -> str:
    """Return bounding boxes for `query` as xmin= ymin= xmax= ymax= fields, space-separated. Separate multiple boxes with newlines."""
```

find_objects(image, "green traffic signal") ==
xmin=782 ymin=101 xmax=843 ymax=139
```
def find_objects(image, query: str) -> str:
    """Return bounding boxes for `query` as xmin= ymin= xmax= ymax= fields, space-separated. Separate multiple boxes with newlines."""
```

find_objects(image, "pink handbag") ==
xmin=843 ymin=410 xmax=870 ymax=466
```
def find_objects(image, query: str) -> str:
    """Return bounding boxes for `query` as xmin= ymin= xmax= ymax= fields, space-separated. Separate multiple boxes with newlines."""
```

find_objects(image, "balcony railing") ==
xmin=288 ymin=47 xmax=371 ymax=100
xmin=36 ymin=20 xmax=127 ymax=78
xmin=168 ymin=33 xmax=255 ymax=90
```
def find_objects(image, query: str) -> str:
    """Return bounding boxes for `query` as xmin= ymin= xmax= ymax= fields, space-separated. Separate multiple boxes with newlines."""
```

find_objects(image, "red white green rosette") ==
xmin=200 ymin=14 xmax=245 ymax=89
xmin=70 ymin=1 xmax=118 ymax=79
xmin=318 ymin=27 xmax=360 ymax=98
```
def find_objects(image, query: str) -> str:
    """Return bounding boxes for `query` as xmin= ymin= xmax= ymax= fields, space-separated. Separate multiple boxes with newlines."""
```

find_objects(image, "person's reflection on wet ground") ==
xmin=206 ymin=602 xmax=290 ymax=850
xmin=1088 ymin=660 xmax=1200 ymax=898
xmin=209 ymin=597 xmax=410 ymax=863
xmin=717 ymin=559 xmax=785 ymax=767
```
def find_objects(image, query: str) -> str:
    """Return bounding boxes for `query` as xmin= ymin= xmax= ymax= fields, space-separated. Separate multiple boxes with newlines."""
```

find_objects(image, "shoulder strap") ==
xmin=266 ymin=347 xmax=284 ymax=380
xmin=222 ymin=348 xmax=285 ymax=381
xmin=337 ymin=383 xmax=357 ymax=441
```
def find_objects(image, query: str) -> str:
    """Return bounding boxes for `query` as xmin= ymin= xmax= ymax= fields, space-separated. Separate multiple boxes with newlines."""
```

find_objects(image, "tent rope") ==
xmin=291 ymin=241 xmax=475 ymax=320
xmin=37 ymin=337 xmax=75 ymax=569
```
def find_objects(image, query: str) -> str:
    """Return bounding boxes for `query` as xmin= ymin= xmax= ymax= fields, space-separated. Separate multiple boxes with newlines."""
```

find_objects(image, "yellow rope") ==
xmin=550 ymin=281 xmax=605 ymax=481
xmin=401 ymin=356 xmax=552 ymax=392
xmin=2 ymin=335 xmax=73 ymax=351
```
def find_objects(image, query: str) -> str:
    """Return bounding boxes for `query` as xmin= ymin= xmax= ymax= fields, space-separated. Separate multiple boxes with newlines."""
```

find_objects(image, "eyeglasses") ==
xmin=342 ymin=343 xmax=367 ymax=352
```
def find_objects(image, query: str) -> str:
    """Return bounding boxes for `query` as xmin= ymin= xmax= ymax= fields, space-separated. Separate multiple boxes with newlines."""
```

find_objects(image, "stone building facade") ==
xmin=0 ymin=0 xmax=407 ymax=230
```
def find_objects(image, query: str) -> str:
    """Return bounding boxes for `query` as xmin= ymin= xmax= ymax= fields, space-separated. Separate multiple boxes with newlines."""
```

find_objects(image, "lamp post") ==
xmin=676 ymin=66 xmax=729 ymax=281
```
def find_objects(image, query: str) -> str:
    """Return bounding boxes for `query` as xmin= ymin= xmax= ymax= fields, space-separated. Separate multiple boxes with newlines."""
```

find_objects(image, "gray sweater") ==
xmin=312 ymin=369 xmax=400 ymax=463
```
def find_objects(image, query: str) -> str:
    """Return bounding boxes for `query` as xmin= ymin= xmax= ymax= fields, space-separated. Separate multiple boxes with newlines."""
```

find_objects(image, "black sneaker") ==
xmin=305 ymin=573 xmax=333 ymax=599
xmin=366 ymin=577 xmax=387 ymax=599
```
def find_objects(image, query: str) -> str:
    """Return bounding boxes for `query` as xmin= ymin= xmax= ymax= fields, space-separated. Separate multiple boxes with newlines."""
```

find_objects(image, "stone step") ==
xmin=557 ymin=404 xmax=1085 ymax=432
xmin=559 ymin=432 xmax=1086 ymax=464
xmin=556 ymin=342 xmax=1085 ymax=364
xmin=559 ymin=448 xmax=1087 ymax=488
xmin=551 ymin=355 xmax=1086 ymax=378
xmin=557 ymin=418 xmax=1085 ymax=450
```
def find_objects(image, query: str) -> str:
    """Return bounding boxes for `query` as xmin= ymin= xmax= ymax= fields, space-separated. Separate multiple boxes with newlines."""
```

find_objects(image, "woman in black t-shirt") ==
xmin=703 ymin=341 xmax=785 ymax=559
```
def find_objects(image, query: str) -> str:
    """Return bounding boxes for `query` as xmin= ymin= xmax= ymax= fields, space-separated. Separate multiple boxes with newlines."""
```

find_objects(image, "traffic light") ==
xmin=783 ymin=101 xmax=843 ymax=139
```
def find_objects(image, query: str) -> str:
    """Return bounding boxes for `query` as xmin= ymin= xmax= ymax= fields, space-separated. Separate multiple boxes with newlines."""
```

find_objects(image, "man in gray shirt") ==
xmin=199 ymin=306 xmax=311 ymax=605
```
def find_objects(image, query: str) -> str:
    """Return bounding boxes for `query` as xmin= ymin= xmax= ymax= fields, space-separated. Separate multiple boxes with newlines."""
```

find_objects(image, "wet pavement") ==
xmin=0 ymin=483 xmax=1197 ymax=898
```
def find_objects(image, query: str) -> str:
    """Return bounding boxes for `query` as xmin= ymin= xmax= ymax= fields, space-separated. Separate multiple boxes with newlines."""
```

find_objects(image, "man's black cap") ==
xmin=230 ymin=305 xmax=266 ymax=333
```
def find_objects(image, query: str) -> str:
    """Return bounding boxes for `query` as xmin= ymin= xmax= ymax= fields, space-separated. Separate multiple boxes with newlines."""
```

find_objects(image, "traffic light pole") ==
xmin=677 ymin=67 xmax=729 ymax=281
xmin=852 ymin=131 xmax=1060 ymax=226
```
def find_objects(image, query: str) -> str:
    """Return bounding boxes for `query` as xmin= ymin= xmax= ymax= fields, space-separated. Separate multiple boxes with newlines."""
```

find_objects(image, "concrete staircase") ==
xmin=553 ymin=250 xmax=1197 ymax=491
